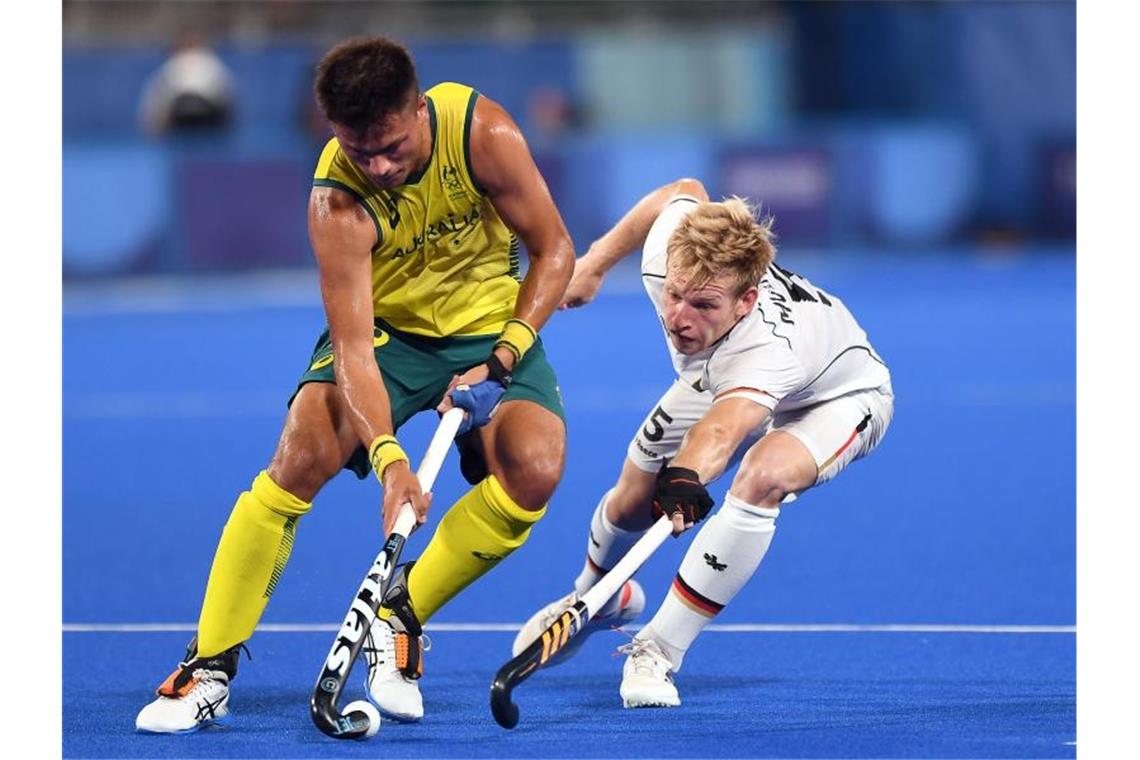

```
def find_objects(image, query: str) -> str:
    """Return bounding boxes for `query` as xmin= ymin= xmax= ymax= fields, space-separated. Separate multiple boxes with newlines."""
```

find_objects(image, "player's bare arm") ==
xmin=654 ymin=397 xmax=771 ymax=534
xmin=308 ymin=186 xmax=428 ymax=534
xmin=673 ymin=397 xmax=772 ymax=483
xmin=438 ymin=94 xmax=574 ymax=402
xmin=472 ymin=95 xmax=574 ymax=341
xmin=562 ymin=178 xmax=711 ymax=309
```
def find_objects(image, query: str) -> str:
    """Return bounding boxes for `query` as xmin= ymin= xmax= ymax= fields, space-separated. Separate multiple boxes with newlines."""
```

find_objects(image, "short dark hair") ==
xmin=314 ymin=36 xmax=420 ymax=135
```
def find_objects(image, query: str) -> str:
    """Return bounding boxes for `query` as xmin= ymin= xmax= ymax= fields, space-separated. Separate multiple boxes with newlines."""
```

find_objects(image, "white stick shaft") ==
xmin=390 ymin=407 xmax=467 ymax=538
xmin=578 ymin=516 xmax=673 ymax=617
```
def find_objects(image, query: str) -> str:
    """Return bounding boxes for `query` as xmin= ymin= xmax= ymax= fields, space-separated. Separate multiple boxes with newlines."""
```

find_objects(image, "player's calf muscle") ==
xmin=606 ymin=465 xmax=658 ymax=530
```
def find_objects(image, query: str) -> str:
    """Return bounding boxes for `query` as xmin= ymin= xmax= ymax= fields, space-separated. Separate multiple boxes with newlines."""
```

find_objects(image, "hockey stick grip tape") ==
xmin=577 ymin=516 xmax=673 ymax=617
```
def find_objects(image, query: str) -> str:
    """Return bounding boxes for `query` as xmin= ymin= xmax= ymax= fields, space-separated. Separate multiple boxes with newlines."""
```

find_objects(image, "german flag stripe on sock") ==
xmin=671 ymin=574 xmax=723 ymax=618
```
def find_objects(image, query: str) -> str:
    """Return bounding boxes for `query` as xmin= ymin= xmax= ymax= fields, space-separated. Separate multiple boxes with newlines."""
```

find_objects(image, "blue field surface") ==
xmin=62 ymin=248 xmax=1075 ymax=757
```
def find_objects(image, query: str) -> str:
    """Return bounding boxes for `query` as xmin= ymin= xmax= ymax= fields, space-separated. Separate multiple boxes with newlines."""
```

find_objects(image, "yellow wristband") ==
xmin=368 ymin=435 xmax=409 ymax=482
xmin=494 ymin=318 xmax=537 ymax=364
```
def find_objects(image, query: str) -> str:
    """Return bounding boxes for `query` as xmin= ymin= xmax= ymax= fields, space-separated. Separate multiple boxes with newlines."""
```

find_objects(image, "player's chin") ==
xmin=374 ymin=172 xmax=406 ymax=189
xmin=670 ymin=336 xmax=703 ymax=354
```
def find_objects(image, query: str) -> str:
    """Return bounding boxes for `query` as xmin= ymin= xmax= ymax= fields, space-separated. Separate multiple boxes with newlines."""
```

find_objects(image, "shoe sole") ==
xmin=374 ymin=702 xmax=423 ymax=724
xmin=622 ymin=698 xmax=680 ymax=708
xmin=136 ymin=712 xmax=232 ymax=734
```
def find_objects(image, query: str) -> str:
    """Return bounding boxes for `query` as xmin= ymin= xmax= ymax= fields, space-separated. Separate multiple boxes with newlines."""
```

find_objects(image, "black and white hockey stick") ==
xmin=310 ymin=405 xmax=466 ymax=740
xmin=490 ymin=514 xmax=675 ymax=728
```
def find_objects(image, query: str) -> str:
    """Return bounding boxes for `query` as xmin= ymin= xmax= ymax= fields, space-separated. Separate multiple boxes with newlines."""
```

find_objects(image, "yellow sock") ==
xmin=406 ymin=475 xmax=545 ymax=623
xmin=196 ymin=471 xmax=311 ymax=657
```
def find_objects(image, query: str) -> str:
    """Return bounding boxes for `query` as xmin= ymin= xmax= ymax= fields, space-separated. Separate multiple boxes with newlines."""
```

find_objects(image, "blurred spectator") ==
xmin=527 ymin=86 xmax=583 ymax=144
xmin=138 ymin=32 xmax=235 ymax=137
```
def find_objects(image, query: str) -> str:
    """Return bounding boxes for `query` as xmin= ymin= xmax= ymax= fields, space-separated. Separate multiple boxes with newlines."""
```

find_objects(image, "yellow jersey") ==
xmin=313 ymin=82 xmax=521 ymax=338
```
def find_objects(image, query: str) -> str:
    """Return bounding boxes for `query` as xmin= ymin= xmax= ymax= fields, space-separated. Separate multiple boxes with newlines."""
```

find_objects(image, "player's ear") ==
xmin=736 ymin=285 xmax=759 ymax=316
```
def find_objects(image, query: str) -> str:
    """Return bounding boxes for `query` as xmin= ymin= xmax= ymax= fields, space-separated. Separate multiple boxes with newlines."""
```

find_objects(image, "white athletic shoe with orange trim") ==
xmin=364 ymin=612 xmax=427 ymax=722
xmin=618 ymin=637 xmax=681 ymax=708
xmin=512 ymin=579 xmax=646 ymax=665
xmin=135 ymin=642 xmax=242 ymax=733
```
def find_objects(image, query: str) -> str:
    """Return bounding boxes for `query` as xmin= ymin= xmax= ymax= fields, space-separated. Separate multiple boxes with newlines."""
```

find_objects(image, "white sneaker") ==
xmin=619 ymin=637 xmax=680 ymax=708
xmin=364 ymin=611 xmax=428 ymax=722
xmin=512 ymin=579 xmax=646 ymax=666
xmin=135 ymin=642 xmax=242 ymax=733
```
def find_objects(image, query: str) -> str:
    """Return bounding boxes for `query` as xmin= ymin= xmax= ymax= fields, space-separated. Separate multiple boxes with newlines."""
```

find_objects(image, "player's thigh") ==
xmin=626 ymin=378 xmax=712 ymax=472
xmin=754 ymin=385 xmax=895 ymax=497
xmin=267 ymin=381 xmax=360 ymax=502
xmin=480 ymin=398 xmax=566 ymax=510
xmin=293 ymin=321 xmax=454 ymax=481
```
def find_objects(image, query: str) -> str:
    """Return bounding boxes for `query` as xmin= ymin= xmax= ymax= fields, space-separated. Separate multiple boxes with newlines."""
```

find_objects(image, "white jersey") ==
xmin=640 ymin=195 xmax=891 ymax=413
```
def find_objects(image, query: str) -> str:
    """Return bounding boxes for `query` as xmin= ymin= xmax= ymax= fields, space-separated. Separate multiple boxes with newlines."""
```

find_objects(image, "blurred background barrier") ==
xmin=62 ymin=0 xmax=1074 ymax=276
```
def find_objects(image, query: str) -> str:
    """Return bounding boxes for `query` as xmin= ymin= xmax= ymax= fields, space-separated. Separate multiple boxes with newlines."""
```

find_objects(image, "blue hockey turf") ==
xmin=62 ymin=248 xmax=1075 ymax=758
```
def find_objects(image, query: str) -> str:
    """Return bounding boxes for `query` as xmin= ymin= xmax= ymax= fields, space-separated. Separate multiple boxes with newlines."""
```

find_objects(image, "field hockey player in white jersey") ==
xmin=512 ymin=178 xmax=894 ymax=708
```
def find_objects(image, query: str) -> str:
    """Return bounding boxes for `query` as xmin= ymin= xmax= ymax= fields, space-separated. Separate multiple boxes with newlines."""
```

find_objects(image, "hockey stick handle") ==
xmin=577 ymin=515 xmax=673 ymax=617
xmin=490 ymin=515 xmax=674 ymax=728
xmin=311 ymin=406 xmax=466 ymax=740
xmin=387 ymin=404 xmax=466 ymax=536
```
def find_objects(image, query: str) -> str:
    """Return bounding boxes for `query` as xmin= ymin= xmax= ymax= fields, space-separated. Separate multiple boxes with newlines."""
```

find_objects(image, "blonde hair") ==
xmin=667 ymin=196 xmax=776 ymax=296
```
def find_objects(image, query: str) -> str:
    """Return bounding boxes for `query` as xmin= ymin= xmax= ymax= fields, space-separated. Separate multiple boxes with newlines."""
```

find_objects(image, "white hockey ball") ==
xmin=344 ymin=700 xmax=381 ymax=739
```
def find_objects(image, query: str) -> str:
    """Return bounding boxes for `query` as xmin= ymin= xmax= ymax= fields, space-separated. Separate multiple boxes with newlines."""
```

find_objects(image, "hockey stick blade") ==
xmin=489 ymin=516 xmax=674 ymax=728
xmin=491 ymin=599 xmax=588 ymax=728
xmin=310 ymin=406 xmax=466 ymax=739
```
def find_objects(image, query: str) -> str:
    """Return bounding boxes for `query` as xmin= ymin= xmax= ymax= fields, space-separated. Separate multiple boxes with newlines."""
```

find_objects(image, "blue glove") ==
xmin=450 ymin=380 xmax=507 ymax=435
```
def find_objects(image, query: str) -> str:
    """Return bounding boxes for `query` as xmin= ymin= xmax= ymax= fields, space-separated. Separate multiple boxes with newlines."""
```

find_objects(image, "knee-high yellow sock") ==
xmin=406 ymin=475 xmax=545 ymax=623
xmin=196 ymin=471 xmax=311 ymax=657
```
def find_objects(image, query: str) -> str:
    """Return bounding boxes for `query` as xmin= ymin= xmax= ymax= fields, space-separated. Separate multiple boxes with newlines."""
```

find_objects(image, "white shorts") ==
xmin=626 ymin=378 xmax=894 ymax=489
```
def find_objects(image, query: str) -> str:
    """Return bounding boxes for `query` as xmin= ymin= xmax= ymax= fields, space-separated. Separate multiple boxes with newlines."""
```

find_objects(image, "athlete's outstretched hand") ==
xmin=381 ymin=460 xmax=432 ymax=536
xmin=559 ymin=259 xmax=605 ymax=309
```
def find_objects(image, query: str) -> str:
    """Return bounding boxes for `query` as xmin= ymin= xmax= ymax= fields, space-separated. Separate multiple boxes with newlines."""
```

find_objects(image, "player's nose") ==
xmin=666 ymin=314 xmax=690 ymax=334
xmin=668 ymin=302 xmax=693 ymax=326
xmin=369 ymin=156 xmax=397 ymax=177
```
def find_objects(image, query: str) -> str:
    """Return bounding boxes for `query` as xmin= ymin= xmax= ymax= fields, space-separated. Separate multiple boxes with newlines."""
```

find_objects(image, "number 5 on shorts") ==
xmin=642 ymin=405 xmax=674 ymax=443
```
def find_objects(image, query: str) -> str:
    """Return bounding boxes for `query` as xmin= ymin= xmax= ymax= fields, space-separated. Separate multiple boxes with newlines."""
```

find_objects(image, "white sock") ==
xmin=573 ymin=489 xmax=647 ymax=615
xmin=638 ymin=492 xmax=778 ymax=671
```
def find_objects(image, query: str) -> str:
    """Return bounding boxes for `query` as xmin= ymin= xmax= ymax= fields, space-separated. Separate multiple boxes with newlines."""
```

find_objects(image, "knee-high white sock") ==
xmin=638 ymin=492 xmax=778 ymax=671
xmin=572 ymin=489 xmax=647 ymax=614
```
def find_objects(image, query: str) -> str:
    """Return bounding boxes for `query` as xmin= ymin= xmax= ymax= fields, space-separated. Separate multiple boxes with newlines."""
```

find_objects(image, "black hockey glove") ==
xmin=651 ymin=466 xmax=714 ymax=526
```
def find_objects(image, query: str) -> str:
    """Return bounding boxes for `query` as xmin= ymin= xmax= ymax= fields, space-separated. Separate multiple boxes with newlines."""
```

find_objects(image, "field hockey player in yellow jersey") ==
xmin=135 ymin=36 xmax=574 ymax=733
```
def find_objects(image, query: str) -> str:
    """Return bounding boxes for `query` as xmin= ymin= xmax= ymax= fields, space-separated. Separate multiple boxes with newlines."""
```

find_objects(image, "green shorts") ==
xmin=292 ymin=318 xmax=565 ymax=479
